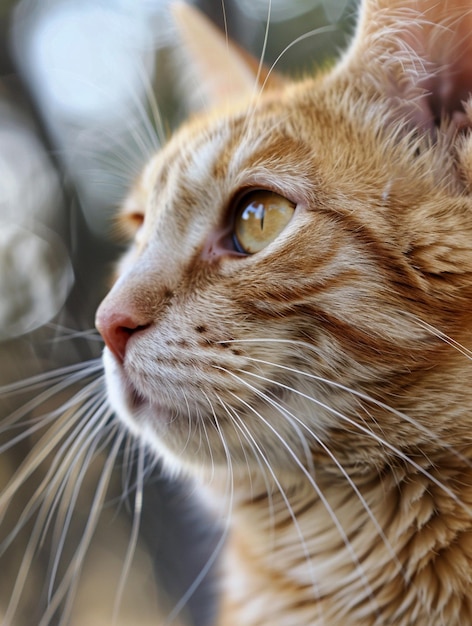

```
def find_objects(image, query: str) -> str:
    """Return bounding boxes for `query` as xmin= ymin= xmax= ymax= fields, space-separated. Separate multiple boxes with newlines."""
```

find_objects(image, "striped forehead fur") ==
xmin=93 ymin=1 xmax=472 ymax=625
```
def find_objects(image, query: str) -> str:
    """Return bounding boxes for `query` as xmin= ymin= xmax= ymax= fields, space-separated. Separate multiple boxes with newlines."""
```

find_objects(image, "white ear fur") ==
xmin=171 ymin=2 xmax=284 ymax=111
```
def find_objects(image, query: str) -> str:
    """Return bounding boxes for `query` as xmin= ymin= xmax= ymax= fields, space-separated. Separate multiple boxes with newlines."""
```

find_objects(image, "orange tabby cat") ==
xmin=94 ymin=1 xmax=472 ymax=624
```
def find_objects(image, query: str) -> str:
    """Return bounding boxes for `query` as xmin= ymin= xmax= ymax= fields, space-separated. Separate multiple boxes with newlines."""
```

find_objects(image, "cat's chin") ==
xmin=102 ymin=349 xmax=213 ymax=475
xmin=102 ymin=348 xmax=173 ymax=438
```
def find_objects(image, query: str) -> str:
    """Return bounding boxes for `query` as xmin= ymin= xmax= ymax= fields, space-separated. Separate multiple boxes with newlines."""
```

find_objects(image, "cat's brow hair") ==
xmin=4 ymin=0 xmax=472 ymax=625
xmin=103 ymin=1 xmax=472 ymax=623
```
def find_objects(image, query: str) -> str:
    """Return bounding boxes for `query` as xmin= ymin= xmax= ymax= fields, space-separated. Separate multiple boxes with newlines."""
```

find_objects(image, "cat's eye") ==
xmin=233 ymin=190 xmax=296 ymax=254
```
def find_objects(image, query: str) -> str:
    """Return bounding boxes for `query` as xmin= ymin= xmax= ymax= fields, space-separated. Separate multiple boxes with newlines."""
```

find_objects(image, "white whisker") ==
xmin=411 ymin=316 xmax=472 ymax=361
xmin=46 ymin=405 xmax=115 ymax=598
xmin=221 ymin=370 xmax=381 ymax=618
xmin=232 ymin=366 xmax=470 ymax=514
xmin=132 ymin=60 xmax=166 ymax=149
xmin=0 ymin=358 xmax=102 ymax=399
xmin=254 ymin=0 xmax=272 ymax=92
xmin=0 ymin=394 xmax=99 ymax=517
xmin=163 ymin=396 xmax=234 ymax=626
xmin=45 ymin=324 xmax=103 ymax=343
xmin=221 ymin=0 xmax=229 ymax=50
xmin=233 ymin=373 xmax=409 ymax=585
xmin=112 ymin=438 xmax=145 ymax=625
xmin=218 ymin=393 xmax=327 ymax=623
xmin=39 ymin=425 xmax=125 ymax=626
xmin=261 ymin=24 xmax=338 ymax=94
xmin=217 ymin=395 xmax=276 ymax=530
xmin=2 ymin=405 xmax=117 ymax=625
xmin=0 ymin=390 xmax=107 ymax=551
xmin=240 ymin=351 xmax=472 ymax=470
xmin=200 ymin=390 xmax=218 ymax=483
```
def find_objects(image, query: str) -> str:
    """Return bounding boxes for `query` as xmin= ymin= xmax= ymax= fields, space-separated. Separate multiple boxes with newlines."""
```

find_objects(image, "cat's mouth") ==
xmin=107 ymin=353 xmax=148 ymax=410
xmin=103 ymin=348 xmax=174 ymax=429
xmin=121 ymin=377 xmax=172 ymax=422
xmin=126 ymin=383 xmax=148 ymax=411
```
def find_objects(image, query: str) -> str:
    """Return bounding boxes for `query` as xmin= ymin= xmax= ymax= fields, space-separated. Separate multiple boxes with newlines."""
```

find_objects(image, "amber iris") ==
xmin=233 ymin=190 xmax=296 ymax=254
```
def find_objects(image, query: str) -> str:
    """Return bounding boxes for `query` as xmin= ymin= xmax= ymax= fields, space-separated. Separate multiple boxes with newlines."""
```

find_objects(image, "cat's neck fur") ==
xmin=214 ymin=465 xmax=472 ymax=625
xmin=208 ymin=349 xmax=472 ymax=626
xmin=93 ymin=2 xmax=472 ymax=625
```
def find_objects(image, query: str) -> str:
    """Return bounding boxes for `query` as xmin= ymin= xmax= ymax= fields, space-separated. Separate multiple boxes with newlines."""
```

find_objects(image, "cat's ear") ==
xmin=171 ymin=2 xmax=285 ymax=111
xmin=340 ymin=0 xmax=472 ymax=134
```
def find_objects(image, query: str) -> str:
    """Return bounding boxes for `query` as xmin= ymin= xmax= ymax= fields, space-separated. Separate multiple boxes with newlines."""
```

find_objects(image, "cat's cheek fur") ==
xmin=90 ymin=1 xmax=472 ymax=622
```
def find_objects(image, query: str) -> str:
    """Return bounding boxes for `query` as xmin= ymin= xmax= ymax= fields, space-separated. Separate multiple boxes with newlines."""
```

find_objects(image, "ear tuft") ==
xmin=171 ymin=2 xmax=284 ymax=111
xmin=341 ymin=0 xmax=472 ymax=138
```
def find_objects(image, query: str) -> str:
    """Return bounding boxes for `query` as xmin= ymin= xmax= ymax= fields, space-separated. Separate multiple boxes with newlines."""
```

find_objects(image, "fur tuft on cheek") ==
xmin=405 ymin=199 xmax=472 ymax=293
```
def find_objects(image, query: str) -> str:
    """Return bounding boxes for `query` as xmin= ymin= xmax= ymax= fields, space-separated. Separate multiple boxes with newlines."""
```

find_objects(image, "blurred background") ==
xmin=0 ymin=1 xmax=357 ymax=624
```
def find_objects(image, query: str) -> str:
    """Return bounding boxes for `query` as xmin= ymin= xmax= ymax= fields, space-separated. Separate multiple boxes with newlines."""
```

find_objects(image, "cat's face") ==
xmin=96 ymin=2 xmax=472 ymax=479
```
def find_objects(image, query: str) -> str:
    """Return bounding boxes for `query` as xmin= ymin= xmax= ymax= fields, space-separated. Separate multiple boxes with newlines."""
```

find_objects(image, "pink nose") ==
xmin=95 ymin=301 xmax=150 ymax=363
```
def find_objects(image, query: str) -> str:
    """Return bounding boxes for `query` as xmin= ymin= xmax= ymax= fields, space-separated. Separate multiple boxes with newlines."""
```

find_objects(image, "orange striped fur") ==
xmin=96 ymin=1 xmax=472 ymax=624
